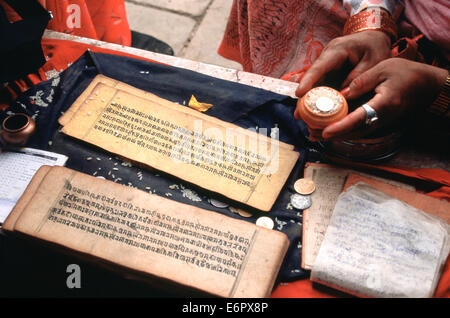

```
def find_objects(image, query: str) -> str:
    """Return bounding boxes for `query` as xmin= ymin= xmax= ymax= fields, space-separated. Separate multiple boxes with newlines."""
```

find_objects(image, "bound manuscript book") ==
xmin=3 ymin=166 xmax=289 ymax=298
xmin=310 ymin=181 xmax=450 ymax=298
xmin=300 ymin=163 xmax=416 ymax=270
xmin=58 ymin=75 xmax=300 ymax=212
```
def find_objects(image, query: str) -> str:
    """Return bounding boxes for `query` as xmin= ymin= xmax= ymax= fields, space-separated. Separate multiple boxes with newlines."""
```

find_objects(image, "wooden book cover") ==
xmin=2 ymin=165 xmax=51 ymax=232
xmin=59 ymin=80 xmax=299 ymax=211
xmin=3 ymin=166 xmax=289 ymax=298
xmin=59 ymin=75 xmax=120 ymax=126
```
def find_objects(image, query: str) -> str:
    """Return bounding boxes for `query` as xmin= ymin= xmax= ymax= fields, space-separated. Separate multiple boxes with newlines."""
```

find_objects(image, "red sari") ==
xmin=218 ymin=0 xmax=348 ymax=78
xmin=219 ymin=0 xmax=450 ymax=79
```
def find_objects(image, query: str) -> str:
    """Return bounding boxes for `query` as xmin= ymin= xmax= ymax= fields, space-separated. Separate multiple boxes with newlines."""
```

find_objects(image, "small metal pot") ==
xmin=1 ymin=113 xmax=36 ymax=146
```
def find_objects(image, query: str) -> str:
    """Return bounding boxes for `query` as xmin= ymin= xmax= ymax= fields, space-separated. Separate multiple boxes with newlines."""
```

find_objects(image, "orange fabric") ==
xmin=1 ymin=1 xmax=131 ymax=45
xmin=39 ymin=0 xmax=131 ymax=46
xmin=427 ymin=186 xmax=450 ymax=201
xmin=37 ymin=37 xmax=164 ymax=83
xmin=271 ymin=256 xmax=450 ymax=298
xmin=218 ymin=0 xmax=347 ymax=78
xmin=271 ymin=280 xmax=347 ymax=298
xmin=280 ymin=65 xmax=311 ymax=83
xmin=347 ymin=164 xmax=450 ymax=188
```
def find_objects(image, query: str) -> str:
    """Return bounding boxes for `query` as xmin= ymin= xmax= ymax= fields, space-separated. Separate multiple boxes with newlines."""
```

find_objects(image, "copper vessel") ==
xmin=1 ymin=113 xmax=36 ymax=146
xmin=297 ymin=86 xmax=348 ymax=130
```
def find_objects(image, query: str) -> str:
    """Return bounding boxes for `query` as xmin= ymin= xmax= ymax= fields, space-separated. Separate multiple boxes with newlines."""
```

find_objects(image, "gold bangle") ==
xmin=428 ymin=73 xmax=450 ymax=118
xmin=343 ymin=7 xmax=398 ymax=43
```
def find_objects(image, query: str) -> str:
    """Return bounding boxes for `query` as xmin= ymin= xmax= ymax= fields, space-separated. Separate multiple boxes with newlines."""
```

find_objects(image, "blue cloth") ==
xmin=1 ymin=51 xmax=311 ymax=286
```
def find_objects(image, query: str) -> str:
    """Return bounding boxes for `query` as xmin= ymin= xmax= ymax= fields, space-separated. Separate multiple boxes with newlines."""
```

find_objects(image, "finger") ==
xmin=295 ymin=49 xmax=348 ymax=97
xmin=345 ymin=63 xmax=385 ymax=100
xmin=322 ymin=92 xmax=390 ymax=140
xmin=341 ymin=58 xmax=375 ymax=89
xmin=322 ymin=107 xmax=367 ymax=140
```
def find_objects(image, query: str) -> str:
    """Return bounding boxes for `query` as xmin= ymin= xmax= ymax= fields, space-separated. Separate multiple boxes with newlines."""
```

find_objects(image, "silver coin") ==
xmin=209 ymin=198 xmax=229 ymax=208
xmin=256 ymin=216 xmax=274 ymax=229
xmin=290 ymin=193 xmax=312 ymax=210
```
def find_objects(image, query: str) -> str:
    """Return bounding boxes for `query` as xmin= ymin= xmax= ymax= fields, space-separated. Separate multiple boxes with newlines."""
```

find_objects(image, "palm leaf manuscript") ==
xmin=3 ymin=166 xmax=289 ymax=297
xmin=59 ymin=76 xmax=300 ymax=211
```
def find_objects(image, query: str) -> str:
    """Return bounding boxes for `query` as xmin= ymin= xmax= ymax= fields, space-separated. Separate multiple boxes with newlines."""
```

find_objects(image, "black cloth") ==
xmin=0 ymin=0 xmax=51 ymax=83
xmin=131 ymin=30 xmax=175 ymax=56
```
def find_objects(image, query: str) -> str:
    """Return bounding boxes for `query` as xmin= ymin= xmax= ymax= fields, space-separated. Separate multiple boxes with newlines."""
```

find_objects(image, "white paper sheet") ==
xmin=0 ymin=147 xmax=68 ymax=223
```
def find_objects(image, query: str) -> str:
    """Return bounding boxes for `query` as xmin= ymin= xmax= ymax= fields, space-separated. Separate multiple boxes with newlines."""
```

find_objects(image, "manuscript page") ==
xmin=311 ymin=183 xmax=450 ymax=298
xmin=61 ymin=83 xmax=299 ymax=211
xmin=59 ymin=75 xmax=295 ymax=151
xmin=11 ymin=166 xmax=289 ymax=298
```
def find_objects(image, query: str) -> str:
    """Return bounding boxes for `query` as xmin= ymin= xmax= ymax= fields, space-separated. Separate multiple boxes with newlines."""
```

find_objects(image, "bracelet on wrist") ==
xmin=428 ymin=73 xmax=450 ymax=118
xmin=343 ymin=7 xmax=398 ymax=43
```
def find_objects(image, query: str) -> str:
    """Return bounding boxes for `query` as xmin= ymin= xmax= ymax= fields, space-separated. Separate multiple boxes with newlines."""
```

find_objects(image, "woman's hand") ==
xmin=321 ymin=58 xmax=449 ymax=140
xmin=295 ymin=30 xmax=392 ymax=99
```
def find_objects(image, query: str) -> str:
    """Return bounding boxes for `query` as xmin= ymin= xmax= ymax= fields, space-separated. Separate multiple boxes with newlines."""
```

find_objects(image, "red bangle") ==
xmin=343 ymin=7 xmax=398 ymax=43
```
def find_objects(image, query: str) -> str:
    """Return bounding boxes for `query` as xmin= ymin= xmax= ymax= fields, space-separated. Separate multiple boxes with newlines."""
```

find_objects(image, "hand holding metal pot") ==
xmin=294 ymin=86 xmax=348 ymax=141
xmin=320 ymin=59 xmax=447 ymax=141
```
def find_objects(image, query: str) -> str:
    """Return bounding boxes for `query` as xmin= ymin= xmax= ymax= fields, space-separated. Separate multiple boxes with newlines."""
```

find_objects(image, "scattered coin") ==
xmin=237 ymin=209 xmax=253 ymax=218
xmin=230 ymin=206 xmax=253 ymax=217
xmin=290 ymin=193 xmax=312 ymax=210
xmin=294 ymin=178 xmax=316 ymax=195
xmin=209 ymin=198 xmax=229 ymax=208
xmin=256 ymin=216 xmax=274 ymax=229
xmin=229 ymin=207 xmax=239 ymax=214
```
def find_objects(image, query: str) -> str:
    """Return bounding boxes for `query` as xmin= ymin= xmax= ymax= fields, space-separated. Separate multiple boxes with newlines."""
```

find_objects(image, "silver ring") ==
xmin=361 ymin=104 xmax=378 ymax=127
